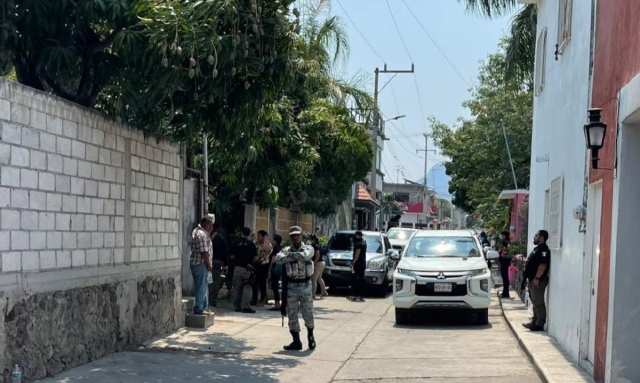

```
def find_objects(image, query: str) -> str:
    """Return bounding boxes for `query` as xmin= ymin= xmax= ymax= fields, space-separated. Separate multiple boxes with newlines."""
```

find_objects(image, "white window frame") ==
xmin=535 ymin=28 xmax=547 ymax=96
xmin=549 ymin=177 xmax=564 ymax=250
xmin=543 ymin=189 xmax=550 ymax=232
xmin=557 ymin=0 xmax=573 ymax=54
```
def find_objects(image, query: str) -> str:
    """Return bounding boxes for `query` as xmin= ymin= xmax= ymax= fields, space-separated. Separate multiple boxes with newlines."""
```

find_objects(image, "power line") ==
xmin=386 ymin=134 xmax=422 ymax=139
xmin=335 ymin=0 xmax=386 ymax=64
xmin=388 ymin=83 xmax=421 ymax=150
xmin=387 ymin=127 xmax=421 ymax=157
xmin=401 ymin=0 xmax=472 ymax=88
xmin=384 ymin=0 xmax=414 ymax=62
xmin=379 ymin=3 xmax=430 ymax=138
xmin=387 ymin=120 xmax=421 ymax=150
xmin=413 ymin=75 xmax=429 ymax=136
xmin=385 ymin=142 xmax=407 ymax=174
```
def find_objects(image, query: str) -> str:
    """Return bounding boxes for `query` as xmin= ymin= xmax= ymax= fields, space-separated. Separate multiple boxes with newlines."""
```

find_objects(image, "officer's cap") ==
xmin=289 ymin=226 xmax=303 ymax=236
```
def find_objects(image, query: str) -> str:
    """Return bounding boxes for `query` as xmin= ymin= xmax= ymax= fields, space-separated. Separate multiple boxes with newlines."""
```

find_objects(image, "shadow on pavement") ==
xmin=393 ymin=309 xmax=495 ymax=330
xmin=147 ymin=330 xmax=257 ymax=355
xmin=213 ymin=298 xmax=363 ymax=321
xmin=38 ymin=350 xmax=301 ymax=382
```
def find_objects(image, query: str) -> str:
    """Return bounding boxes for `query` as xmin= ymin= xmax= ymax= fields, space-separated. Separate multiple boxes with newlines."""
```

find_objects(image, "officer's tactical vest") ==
xmin=283 ymin=245 xmax=314 ymax=280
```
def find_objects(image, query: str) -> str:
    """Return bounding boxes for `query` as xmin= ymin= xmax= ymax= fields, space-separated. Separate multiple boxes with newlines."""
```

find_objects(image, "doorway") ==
xmin=585 ymin=182 xmax=602 ymax=365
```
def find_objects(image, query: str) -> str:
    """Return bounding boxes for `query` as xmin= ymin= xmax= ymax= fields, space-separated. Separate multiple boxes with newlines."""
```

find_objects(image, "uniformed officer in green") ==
xmin=523 ymin=230 xmax=551 ymax=331
xmin=276 ymin=226 xmax=316 ymax=351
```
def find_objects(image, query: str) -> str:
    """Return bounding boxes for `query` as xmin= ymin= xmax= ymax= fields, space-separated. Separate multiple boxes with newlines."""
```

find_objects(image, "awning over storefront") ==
xmin=498 ymin=189 xmax=529 ymax=200
xmin=355 ymin=184 xmax=380 ymax=207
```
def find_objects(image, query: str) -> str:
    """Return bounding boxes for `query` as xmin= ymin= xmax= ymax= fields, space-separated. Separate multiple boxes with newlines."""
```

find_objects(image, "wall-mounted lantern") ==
xmin=583 ymin=108 xmax=607 ymax=170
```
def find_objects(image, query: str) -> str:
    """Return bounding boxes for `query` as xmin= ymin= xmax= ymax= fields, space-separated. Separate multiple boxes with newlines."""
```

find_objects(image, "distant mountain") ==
xmin=417 ymin=163 xmax=452 ymax=201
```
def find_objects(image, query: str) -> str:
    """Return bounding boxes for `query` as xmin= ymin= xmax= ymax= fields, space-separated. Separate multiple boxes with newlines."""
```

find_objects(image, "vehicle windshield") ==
xmin=404 ymin=236 xmax=480 ymax=258
xmin=327 ymin=233 xmax=384 ymax=254
xmin=387 ymin=229 xmax=417 ymax=240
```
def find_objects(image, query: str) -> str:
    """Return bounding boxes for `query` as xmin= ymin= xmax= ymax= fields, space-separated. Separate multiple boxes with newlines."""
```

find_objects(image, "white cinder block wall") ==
xmin=0 ymin=81 xmax=181 ymax=272
xmin=0 ymin=78 xmax=185 ymax=380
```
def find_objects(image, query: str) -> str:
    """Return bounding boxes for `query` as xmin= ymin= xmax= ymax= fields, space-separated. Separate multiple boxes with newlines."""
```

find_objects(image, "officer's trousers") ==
xmin=286 ymin=281 xmax=315 ymax=332
xmin=529 ymin=277 xmax=548 ymax=327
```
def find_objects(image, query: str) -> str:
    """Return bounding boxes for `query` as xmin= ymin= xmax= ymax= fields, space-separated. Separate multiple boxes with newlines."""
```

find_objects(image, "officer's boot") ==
xmin=522 ymin=316 xmax=537 ymax=329
xmin=307 ymin=327 xmax=316 ymax=350
xmin=284 ymin=331 xmax=303 ymax=351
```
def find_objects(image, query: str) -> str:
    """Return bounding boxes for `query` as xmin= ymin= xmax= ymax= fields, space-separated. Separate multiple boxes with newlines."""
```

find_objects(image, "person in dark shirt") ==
xmin=479 ymin=231 xmax=492 ymax=268
xmin=231 ymin=227 xmax=257 ymax=313
xmin=498 ymin=230 xmax=512 ymax=298
xmin=523 ymin=230 xmax=551 ymax=331
xmin=209 ymin=223 xmax=229 ymax=307
xmin=310 ymin=235 xmax=328 ymax=299
xmin=252 ymin=230 xmax=273 ymax=307
xmin=268 ymin=234 xmax=284 ymax=311
xmin=349 ymin=231 xmax=367 ymax=302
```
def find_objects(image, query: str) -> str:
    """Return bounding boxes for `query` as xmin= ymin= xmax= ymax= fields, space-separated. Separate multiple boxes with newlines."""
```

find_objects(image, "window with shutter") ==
xmin=549 ymin=177 xmax=564 ymax=249
xmin=557 ymin=0 xmax=573 ymax=55
xmin=544 ymin=189 xmax=550 ymax=232
xmin=535 ymin=28 xmax=547 ymax=96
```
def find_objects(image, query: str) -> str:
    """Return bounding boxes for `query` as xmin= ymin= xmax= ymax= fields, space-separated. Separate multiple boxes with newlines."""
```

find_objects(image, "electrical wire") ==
xmin=386 ymin=125 xmax=421 ymax=157
xmin=389 ymin=83 xmax=421 ymax=150
xmin=335 ymin=0 xmax=386 ymax=64
xmin=380 ymin=1 xmax=430 ymax=139
xmin=387 ymin=120 xmax=421 ymax=150
xmin=401 ymin=0 xmax=472 ymax=88
xmin=386 ymin=142 xmax=407 ymax=174
xmin=384 ymin=0 xmax=414 ymax=62
xmin=413 ymin=75 xmax=429 ymax=137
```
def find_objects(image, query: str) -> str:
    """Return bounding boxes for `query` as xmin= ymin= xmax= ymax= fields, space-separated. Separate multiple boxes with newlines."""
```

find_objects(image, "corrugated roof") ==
xmin=355 ymin=184 xmax=377 ymax=203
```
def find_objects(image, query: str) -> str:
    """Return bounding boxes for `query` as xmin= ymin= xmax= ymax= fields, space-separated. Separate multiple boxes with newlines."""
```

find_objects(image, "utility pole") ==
xmin=417 ymin=133 xmax=436 ymax=227
xmin=369 ymin=63 xmax=414 ymax=230
xmin=501 ymin=119 xmax=518 ymax=189
xmin=203 ymin=133 xmax=208 ymax=215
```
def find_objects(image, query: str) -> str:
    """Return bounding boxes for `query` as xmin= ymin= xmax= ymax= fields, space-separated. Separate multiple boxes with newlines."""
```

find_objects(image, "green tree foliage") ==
xmin=458 ymin=1 xmax=536 ymax=83
xmin=1 ymin=0 xmax=373 ymax=219
xmin=197 ymin=1 xmax=374 ymax=217
xmin=430 ymin=43 xmax=532 ymax=225
xmin=297 ymin=100 xmax=373 ymax=217
xmin=0 ymin=0 xmax=142 ymax=106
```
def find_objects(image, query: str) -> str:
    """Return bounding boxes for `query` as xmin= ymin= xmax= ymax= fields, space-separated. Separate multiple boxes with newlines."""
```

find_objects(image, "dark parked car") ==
xmin=323 ymin=230 xmax=399 ymax=296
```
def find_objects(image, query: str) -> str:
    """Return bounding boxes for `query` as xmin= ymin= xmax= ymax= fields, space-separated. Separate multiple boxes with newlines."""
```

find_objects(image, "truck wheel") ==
xmin=377 ymin=276 xmax=390 ymax=297
xmin=395 ymin=308 xmax=410 ymax=325
xmin=476 ymin=308 xmax=489 ymax=325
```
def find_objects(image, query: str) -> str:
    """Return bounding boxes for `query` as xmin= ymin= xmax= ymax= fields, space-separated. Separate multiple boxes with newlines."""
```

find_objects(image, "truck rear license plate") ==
xmin=434 ymin=283 xmax=453 ymax=292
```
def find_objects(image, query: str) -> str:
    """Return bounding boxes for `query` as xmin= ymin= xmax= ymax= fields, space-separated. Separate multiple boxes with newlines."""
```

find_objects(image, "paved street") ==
xmin=39 ymin=287 xmax=541 ymax=383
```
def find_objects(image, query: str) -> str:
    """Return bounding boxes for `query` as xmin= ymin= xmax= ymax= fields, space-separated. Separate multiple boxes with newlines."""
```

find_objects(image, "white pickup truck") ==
xmin=391 ymin=230 xmax=499 ymax=325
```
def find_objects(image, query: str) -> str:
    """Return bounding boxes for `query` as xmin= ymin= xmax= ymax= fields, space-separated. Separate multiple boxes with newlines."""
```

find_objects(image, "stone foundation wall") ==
xmin=0 ymin=79 xmax=184 ymax=381
xmin=0 ymin=272 xmax=181 ymax=382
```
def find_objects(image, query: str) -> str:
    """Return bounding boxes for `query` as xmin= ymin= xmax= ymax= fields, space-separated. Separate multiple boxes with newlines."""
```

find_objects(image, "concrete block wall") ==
xmin=0 ymin=91 xmax=181 ymax=271
xmin=0 ymin=79 xmax=184 ymax=382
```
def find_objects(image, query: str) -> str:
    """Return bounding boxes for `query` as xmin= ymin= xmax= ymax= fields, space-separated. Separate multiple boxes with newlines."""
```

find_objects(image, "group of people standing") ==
xmin=189 ymin=216 xmax=330 ymax=350
xmin=479 ymin=227 xmax=551 ymax=332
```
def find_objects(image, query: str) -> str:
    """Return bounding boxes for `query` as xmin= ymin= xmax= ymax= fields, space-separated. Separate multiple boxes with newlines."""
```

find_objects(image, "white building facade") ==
xmin=527 ymin=0 xmax=597 ymax=372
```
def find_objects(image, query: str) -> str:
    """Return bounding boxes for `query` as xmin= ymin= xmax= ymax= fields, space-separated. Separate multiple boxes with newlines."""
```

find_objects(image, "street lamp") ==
xmin=380 ymin=115 xmax=406 ymax=140
xmin=384 ymin=115 xmax=406 ymax=123
xmin=583 ymin=108 xmax=607 ymax=170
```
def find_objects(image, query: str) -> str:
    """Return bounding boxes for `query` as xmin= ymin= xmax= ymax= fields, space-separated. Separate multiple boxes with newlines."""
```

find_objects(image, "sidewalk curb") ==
xmin=497 ymin=291 xmax=548 ymax=383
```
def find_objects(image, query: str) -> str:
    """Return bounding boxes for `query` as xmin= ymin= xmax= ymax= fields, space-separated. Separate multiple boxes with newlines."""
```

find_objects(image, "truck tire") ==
xmin=377 ymin=275 xmax=390 ymax=297
xmin=395 ymin=308 xmax=410 ymax=325
xmin=476 ymin=308 xmax=489 ymax=325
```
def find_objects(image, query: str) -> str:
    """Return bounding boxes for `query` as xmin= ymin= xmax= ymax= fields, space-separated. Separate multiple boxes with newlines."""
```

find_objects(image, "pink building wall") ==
xmin=510 ymin=194 xmax=527 ymax=241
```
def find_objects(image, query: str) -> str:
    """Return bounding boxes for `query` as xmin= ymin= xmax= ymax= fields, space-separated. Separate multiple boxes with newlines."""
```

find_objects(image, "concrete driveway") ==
xmin=38 ymin=289 xmax=541 ymax=383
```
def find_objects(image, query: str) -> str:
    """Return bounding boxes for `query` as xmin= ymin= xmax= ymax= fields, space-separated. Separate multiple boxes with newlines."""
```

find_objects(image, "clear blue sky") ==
xmin=322 ymin=0 xmax=514 ymax=183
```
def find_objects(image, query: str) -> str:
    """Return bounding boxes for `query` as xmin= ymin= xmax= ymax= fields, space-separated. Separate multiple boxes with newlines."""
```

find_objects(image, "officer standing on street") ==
xmin=522 ymin=230 xmax=551 ymax=331
xmin=276 ymin=226 xmax=316 ymax=351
